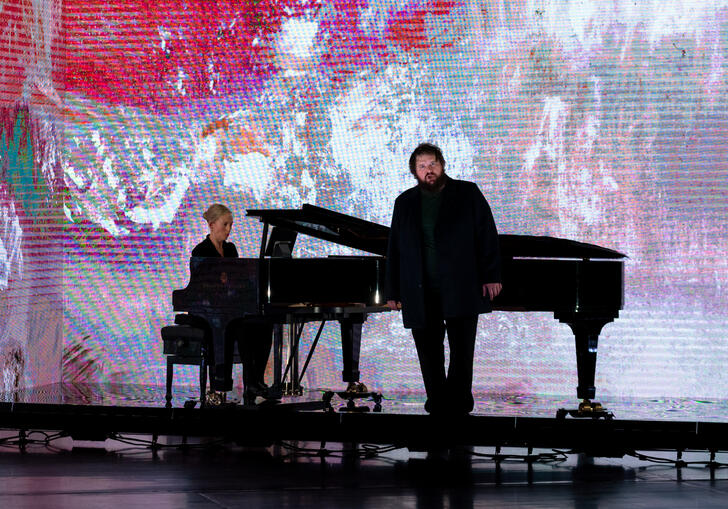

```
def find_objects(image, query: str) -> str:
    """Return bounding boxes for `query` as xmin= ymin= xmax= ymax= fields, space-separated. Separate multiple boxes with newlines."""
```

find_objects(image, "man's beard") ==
xmin=417 ymin=172 xmax=446 ymax=192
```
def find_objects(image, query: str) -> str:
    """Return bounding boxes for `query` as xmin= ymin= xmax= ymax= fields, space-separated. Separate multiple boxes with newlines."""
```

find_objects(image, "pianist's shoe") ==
xmin=345 ymin=382 xmax=369 ymax=393
xmin=206 ymin=390 xmax=227 ymax=406
xmin=206 ymin=390 xmax=241 ymax=406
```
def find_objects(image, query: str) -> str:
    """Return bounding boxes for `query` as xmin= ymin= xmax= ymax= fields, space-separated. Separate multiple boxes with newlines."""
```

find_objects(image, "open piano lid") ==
xmin=247 ymin=204 xmax=627 ymax=260
xmin=247 ymin=204 xmax=390 ymax=256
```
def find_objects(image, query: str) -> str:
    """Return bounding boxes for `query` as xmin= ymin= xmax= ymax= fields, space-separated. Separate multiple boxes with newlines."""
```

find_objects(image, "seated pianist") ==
xmin=189 ymin=203 xmax=273 ymax=404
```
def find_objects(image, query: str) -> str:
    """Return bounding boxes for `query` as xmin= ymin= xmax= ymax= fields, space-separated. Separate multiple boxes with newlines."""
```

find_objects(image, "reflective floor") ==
xmin=0 ymin=433 xmax=727 ymax=508
xmin=5 ymin=382 xmax=728 ymax=423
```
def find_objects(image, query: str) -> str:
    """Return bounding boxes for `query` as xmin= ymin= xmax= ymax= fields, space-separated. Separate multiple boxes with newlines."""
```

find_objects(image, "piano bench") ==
xmin=161 ymin=324 xmax=245 ymax=408
xmin=161 ymin=325 xmax=207 ymax=407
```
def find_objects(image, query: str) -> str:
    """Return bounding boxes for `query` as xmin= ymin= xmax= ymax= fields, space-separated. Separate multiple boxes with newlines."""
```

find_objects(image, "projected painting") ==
xmin=3 ymin=0 xmax=728 ymax=399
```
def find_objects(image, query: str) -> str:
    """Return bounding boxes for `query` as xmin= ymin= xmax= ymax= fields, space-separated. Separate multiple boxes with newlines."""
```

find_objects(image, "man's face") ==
xmin=414 ymin=153 xmax=446 ymax=191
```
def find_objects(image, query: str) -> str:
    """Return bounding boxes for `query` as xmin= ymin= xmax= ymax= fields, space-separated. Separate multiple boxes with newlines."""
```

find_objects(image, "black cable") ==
xmin=626 ymin=450 xmax=728 ymax=468
xmin=2 ymin=428 xmax=725 ymax=468
xmin=469 ymin=448 xmax=569 ymax=464
xmin=0 ymin=430 xmax=69 ymax=447
xmin=277 ymin=440 xmax=406 ymax=459
xmin=107 ymin=432 xmax=228 ymax=450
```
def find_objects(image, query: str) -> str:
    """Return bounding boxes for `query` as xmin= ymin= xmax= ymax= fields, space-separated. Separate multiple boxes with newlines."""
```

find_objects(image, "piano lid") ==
xmin=499 ymin=234 xmax=626 ymax=260
xmin=247 ymin=204 xmax=627 ymax=260
xmin=247 ymin=204 xmax=390 ymax=256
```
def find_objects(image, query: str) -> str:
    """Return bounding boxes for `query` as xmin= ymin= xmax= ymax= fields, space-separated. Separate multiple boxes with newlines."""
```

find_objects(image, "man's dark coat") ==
xmin=385 ymin=176 xmax=501 ymax=329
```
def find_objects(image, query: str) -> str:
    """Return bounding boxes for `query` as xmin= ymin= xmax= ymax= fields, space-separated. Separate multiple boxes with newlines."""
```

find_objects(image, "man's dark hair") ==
xmin=409 ymin=143 xmax=446 ymax=175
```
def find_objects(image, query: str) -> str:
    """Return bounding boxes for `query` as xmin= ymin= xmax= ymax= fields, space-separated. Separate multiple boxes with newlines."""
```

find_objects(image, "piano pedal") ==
xmin=556 ymin=399 xmax=613 ymax=420
xmin=282 ymin=382 xmax=304 ymax=396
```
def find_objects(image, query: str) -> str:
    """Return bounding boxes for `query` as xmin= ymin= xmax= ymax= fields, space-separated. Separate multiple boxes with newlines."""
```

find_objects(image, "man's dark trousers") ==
xmin=411 ymin=289 xmax=478 ymax=415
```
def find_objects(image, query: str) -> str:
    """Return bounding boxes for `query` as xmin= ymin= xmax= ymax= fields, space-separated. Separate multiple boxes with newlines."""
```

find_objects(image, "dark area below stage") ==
xmin=0 ymin=423 xmax=727 ymax=508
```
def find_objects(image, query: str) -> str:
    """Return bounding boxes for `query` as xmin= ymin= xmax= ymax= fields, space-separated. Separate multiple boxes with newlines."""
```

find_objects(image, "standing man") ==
xmin=385 ymin=143 xmax=502 ymax=416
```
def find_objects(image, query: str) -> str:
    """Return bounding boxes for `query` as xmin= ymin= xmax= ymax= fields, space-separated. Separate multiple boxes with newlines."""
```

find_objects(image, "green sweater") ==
xmin=420 ymin=187 xmax=443 ymax=290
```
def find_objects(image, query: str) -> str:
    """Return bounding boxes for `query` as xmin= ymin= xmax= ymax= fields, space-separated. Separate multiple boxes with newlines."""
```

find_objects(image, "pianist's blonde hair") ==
xmin=203 ymin=204 xmax=232 ymax=225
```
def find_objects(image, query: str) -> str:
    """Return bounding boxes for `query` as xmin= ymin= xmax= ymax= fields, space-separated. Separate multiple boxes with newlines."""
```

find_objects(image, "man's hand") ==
xmin=386 ymin=300 xmax=402 ymax=311
xmin=483 ymin=283 xmax=502 ymax=300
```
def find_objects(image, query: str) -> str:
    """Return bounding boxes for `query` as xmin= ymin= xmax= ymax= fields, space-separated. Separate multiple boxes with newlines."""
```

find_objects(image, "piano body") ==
xmin=173 ymin=204 xmax=626 ymax=413
xmin=493 ymin=235 xmax=625 ymax=415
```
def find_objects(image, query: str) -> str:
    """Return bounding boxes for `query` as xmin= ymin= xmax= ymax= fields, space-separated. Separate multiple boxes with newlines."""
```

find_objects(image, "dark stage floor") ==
xmin=0 ymin=384 xmax=727 ymax=508
xmin=0 ymin=427 xmax=727 ymax=508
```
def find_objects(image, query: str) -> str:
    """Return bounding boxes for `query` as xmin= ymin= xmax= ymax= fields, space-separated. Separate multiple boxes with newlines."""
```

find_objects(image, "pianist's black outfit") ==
xmin=191 ymin=235 xmax=272 ymax=393
xmin=385 ymin=176 xmax=501 ymax=415
xmin=191 ymin=235 xmax=239 ymax=259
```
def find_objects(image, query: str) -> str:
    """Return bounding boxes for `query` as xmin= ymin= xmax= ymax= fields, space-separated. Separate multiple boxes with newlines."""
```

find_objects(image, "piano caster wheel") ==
xmin=322 ymin=391 xmax=339 ymax=413
xmin=340 ymin=400 xmax=370 ymax=413
xmin=372 ymin=393 xmax=383 ymax=412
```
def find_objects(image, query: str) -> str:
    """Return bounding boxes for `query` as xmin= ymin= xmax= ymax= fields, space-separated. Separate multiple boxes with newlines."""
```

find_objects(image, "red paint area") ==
xmin=62 ymin=0 xmax=288 ymax=111
xmin=385 ymin=0 xmax=456 ymax=50
xmin=387 ymin=8 xmax=429 ymax=50
xmin=2 ymin=0 xmax=457 ymax=113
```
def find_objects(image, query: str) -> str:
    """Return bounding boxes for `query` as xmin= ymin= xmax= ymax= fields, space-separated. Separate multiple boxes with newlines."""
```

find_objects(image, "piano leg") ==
xmin=200 ymin=346 xmax=207 ymax=407
xmin=271 ymin=319 xmax=307 ymax=396
xmin=339 ymin=315 xmax=364 ymax=387
xmin=165 ymin=357 xmax=174 ymax=407
xmin=286 ymin=322 xmax=304 ymax=395
xmin=273 ymin=323 xmax=283 ymax=390
xmin=556 ymin=312 xmax=616 ymax=419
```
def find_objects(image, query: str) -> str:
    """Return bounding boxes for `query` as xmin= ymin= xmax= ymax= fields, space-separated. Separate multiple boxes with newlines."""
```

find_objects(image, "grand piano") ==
xmin=173 ymin=204 xmax=626 ymax=415
xmin=172 ymin=205 xmax=390 ymax=398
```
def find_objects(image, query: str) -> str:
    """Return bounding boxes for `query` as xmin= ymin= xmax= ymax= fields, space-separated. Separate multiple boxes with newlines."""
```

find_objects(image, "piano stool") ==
xmin=161 ymin=324 xmax=207 ymax=408
xmin=161 ymin=321 xmax=245 ymax=408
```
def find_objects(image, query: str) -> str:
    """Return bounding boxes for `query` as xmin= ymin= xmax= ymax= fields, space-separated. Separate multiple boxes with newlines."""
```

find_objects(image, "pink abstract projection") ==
xmin=2 ymin=1 xmax=728 ymax=401
xmin=1 ymin=0 xmax=65 ymax=390
xmin=62 ymin=0 xmax=456 ymax=109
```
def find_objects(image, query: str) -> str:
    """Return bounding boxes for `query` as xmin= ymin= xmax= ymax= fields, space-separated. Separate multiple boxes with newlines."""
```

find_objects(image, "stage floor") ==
xmin=0 ymin=383 xmax=726 ymax=456
xmin=4 ymin=382 xmax=728 ymax=423
xmin=1 ymin=383 xmax=728 ymax=508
